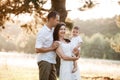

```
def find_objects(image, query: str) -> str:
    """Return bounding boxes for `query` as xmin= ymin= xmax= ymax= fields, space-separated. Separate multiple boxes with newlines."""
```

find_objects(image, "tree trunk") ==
xmin=51 ymin=0 xmax=67 ymax=77
xmin=51 ymin=0 xmax=67 ymax=22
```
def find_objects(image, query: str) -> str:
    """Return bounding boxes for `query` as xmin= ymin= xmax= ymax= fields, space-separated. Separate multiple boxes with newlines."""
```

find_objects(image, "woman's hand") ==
xmin=56 ymin=46 xmax=79 ymax=61
xmin=72 ymin=56 xmax=79 ymax=61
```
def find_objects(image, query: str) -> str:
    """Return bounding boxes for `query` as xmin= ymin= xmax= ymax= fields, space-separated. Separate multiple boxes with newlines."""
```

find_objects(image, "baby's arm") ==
xmin=73 ymin=42 xmax=82 ymax=57
xmin=76 ymin=42 xmax=82 ymax=49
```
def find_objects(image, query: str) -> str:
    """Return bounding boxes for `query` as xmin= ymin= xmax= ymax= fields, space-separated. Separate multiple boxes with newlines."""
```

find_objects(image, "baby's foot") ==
xmin=72 ymin=67 xmax=77 ymax=73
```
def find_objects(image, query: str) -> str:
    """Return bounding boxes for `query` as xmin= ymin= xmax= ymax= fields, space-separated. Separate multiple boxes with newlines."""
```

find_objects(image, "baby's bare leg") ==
xmin=72 ymin=61 xmax=77 ymax=73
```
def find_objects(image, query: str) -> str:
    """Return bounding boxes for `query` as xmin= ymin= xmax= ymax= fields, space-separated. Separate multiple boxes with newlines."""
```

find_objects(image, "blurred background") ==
xmin=0 ymin=0 xmax=120 ymax=80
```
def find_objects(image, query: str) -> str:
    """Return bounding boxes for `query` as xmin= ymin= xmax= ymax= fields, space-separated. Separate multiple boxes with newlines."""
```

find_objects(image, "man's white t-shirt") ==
xmin=35 ymin=25 xmax=56 ymax=64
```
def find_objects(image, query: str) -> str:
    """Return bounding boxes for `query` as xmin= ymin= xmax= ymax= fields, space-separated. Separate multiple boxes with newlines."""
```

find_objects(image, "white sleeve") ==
xmin=35 ymin=31 xmax=45 ymax=48
xmin=78 ymin=36 xmax=83 ymax=43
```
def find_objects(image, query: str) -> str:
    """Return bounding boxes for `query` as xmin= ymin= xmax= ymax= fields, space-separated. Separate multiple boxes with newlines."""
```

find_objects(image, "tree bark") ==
xmin=51 ymin=0 xmax=67 ymax=22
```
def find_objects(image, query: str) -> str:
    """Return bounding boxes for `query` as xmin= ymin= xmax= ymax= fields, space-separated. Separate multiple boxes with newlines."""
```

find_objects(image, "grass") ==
xmin=0 ymin=65 xmax=38 ymax=80
xmin=0 ymin=52 xmax=120 ymax=80
xmin=79 ymin=58 xmax=120 ymax=80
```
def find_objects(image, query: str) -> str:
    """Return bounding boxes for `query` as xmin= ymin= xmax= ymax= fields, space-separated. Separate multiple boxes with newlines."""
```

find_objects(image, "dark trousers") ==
xmin=38 ymin=61 xmax=57 ymax=80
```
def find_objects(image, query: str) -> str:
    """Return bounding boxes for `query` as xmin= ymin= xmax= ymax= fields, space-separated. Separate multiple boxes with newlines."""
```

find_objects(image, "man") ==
xmin=35 ymin=11 xmax=60 ymax=80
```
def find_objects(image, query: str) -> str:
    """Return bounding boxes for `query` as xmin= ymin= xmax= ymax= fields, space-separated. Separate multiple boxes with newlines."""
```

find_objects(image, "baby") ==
xmin=71 ymin=26 xmax=83 ymax=73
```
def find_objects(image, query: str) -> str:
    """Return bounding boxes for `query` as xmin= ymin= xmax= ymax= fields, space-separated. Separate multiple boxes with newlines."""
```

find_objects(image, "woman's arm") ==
xmin=56 ymin=46 xmax=79 ymax=61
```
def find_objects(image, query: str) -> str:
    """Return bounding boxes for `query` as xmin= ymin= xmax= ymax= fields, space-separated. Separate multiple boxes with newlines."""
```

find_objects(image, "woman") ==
xmin=53 ymin=23 xmax=81 ymax=80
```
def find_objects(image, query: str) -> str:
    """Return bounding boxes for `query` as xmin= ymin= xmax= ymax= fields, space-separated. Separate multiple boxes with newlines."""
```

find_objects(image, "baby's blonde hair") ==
xmin=73 ymin=26 xmax=80 ymax=30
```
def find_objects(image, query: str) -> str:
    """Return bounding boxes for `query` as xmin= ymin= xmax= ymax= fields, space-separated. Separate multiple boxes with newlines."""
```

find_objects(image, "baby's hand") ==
xmin=72 ymin=47 xmax=79 ymax=55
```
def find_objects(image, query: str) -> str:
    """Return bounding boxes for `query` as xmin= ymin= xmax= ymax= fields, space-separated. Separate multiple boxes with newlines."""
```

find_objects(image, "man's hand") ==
xmin=35 ymin=41 xmax=59 ymax=53
xmin=51 ymin=41 xmax=59 ymax=50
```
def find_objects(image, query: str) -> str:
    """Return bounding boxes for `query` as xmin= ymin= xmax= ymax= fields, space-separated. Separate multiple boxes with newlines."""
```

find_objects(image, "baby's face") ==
xmin=72 ymin=29 xmax=79 ymax=36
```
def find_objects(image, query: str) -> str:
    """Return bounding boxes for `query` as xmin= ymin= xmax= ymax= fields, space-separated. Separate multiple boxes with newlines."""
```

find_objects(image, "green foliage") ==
xmin=65 ymin=21 xmax=73 ymax=30
xmin=110 ymin=33 xmax=120 ymax=52
xmin=16 ymin=35 xmax=36 ymax=53
xmin=1 ymin=33 xmax=120 ymax=60
xmin=81 ymin=33 xmax=120 ymax=60
xmin=0 ymin=35 xmax=16 ymax=51
xmin=116 ymin=15 xmax=120 ymax=28
xmin=0 ymin=35 xmax=35 ymax=53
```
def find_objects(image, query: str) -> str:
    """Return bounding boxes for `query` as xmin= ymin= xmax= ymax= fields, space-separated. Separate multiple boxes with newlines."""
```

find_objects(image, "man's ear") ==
xmin=51 ymin=17 xmax=56 ymax=21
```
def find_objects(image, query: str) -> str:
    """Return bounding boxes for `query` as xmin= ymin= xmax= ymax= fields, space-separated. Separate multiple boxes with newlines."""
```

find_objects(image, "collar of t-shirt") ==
xmin=44 ymin=25 xmax=54 ymax=32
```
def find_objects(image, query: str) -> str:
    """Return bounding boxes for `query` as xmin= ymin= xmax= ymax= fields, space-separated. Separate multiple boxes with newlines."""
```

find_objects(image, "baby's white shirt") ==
xmin=70 ymin=36 xmax=83 ymax=50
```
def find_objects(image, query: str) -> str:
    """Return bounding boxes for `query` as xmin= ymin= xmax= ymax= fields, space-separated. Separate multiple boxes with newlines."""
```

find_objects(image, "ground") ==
xmin=0 ymin=52 xmax=120 ymax=80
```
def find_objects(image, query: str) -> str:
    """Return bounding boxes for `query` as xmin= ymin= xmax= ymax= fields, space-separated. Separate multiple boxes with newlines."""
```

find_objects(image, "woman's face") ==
xmin=58 ymin=25 xmax=66 ymax=38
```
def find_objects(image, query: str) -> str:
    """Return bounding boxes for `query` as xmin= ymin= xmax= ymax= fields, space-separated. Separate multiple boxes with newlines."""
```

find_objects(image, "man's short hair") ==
xmin=47 ymin=11 xmax=59 ymax=20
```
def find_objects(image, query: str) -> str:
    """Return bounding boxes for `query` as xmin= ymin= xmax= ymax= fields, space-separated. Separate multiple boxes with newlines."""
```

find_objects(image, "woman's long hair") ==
xmin=53 ymin=22 xmax=70 ymax=77
xmin=53 ymin=23 xmax=70 ymax=42
xmin=53 ymin=23 xmax=65 ymax=41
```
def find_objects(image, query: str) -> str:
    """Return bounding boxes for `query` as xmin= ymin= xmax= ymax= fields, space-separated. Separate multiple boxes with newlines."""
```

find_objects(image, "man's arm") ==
xmin=35 ymin=47 xmax=54 ymax=53
xmin=35 ymin=30 xmax=59 ymax=53
xmin=36 ymin=42 xmax=59 ymax=53
xmin=35 ymin=41 xmax=59 ymax=53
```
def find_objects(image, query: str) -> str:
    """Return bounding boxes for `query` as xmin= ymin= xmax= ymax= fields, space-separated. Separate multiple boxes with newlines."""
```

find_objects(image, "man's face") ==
xmin=51 ymin=15 xmax=60 ymax=27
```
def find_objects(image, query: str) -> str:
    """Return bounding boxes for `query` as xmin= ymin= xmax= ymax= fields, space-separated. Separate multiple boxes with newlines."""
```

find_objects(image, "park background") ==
xmin=0 ymin=0 xmax=120 ymax=80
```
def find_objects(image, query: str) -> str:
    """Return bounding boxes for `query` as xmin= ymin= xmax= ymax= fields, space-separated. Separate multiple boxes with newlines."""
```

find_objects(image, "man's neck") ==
xmin=46 ymin=23 xmax=53 ymax=30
